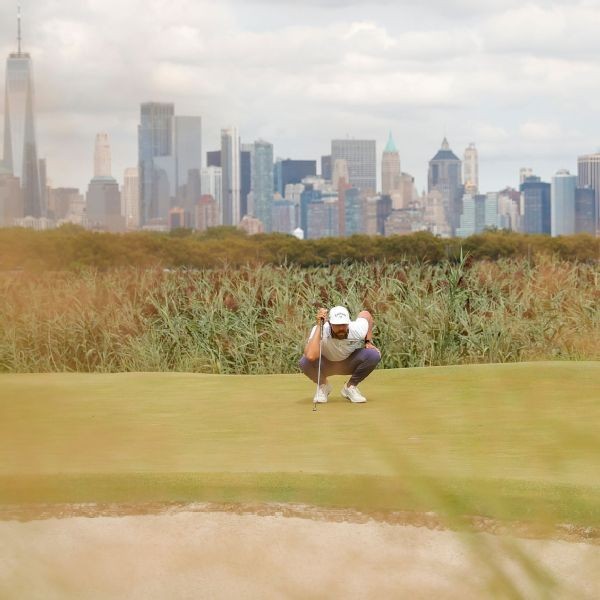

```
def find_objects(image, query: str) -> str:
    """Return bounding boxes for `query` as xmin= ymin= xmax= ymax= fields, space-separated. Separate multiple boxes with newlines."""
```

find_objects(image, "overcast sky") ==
xmin=1 ymin=0 xmax=600 ymax=193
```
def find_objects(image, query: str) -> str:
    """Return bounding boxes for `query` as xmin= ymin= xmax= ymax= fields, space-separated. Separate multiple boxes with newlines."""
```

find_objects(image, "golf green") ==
xmin=1 ymin=362 xmax=599 ymax=527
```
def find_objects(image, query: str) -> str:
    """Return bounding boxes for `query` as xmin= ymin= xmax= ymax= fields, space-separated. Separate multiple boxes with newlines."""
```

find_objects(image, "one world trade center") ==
xmin=2 ymin=6 xmax=42 ymax=218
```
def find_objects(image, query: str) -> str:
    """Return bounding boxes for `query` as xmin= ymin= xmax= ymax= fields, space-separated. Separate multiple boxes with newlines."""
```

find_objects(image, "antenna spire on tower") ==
xmin=17 ymin=3 xmax=22 ymax=55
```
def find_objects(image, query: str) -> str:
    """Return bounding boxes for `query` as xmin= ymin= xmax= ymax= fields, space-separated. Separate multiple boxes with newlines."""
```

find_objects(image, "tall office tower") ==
xmin=271 ymin=199 xmax=295 ymax=234
xmin=520 ymin=176 xmax=551 ymax=234
xmin=122 ymin=167 xmax=140 ymax=229
xmin=364 ymin=196 xmax=379 ymax=235
xmin=207 ymin=150 xmax=221 ymax=168
xmin=240 ymin=147 xmax=252 ymax=218
xmin=0 ymin=170 xmax=22 ymax=226
xmin=138 ymin=102 xmax=174 ymax=226
xmin=48 ymin=187 xmax=81 ymax=221
xmin=86 ymin=133 xmax=124 ymax=232
xmin=428 ymin=137 xmax=463 ymax=234
xmin=376 ymin=195 xmax=392 ymax=235
xmin=519 ymin=168 xmax=534 ymax=185
xmin=321 ymin=155 xmax=332 ymax=181
xmin=399 ymin=173 xmax=416 ymax=209
xmin=252 ymin=140 xmax=274 ymax=231
xmin=498 ymin=189 xmax=520 ymax=231
xmin=575 ymin=187 xmax=596 ymax=234
xmin=332 ymin=158 xmax=349 ymax=190
xmin=484 ymin=192 xmax=501 ymax=230
xmin=221 ymin=127 xmax=241 ymax=225
xmin=201 ymin=166 xmax=223 ymax=223
xmin=381 ymin=132 xmax=401 ymax=196
xmin=456 ymin=193 xmax=487 ymax=237
xmin=344 ymin=187 xmax=362 ymax=235
xmin=274 ymin=159 xmax=316 ymax=195
xmin=551 ymin=169 xmax=576 ymax=236
xmin=577 ymin=153 xmax=600 ymax=234
xmin=306 ymin=197 xmax=339 ymax=239
xmin=2 ymin=7 xmax=42 ymax=218
xmin=94 ymin=133 xmax=111 ymax=177
xmin=463 ymin=143 xmax=478 ymax=193
xmin=174 ymin=116 xmax=202 ymax=218
xmin=38 ymin=157 xmax=48 ymax=216
xmin=331 ymin=139 xmax=376 ymax=195
xmin=300 ymin=185 xmax=318 ymax=235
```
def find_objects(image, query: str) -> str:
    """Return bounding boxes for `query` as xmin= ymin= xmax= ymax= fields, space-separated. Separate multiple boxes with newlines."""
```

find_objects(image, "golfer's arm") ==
xmin=358 ymin=311 xmax=374 ymax=341
xmin=304 ymin=328 xmax=321 ymax=361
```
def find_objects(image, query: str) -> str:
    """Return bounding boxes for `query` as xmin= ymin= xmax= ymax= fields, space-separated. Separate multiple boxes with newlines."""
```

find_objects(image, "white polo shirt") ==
xmin=308 ymin=317 xmax=369 ymax=362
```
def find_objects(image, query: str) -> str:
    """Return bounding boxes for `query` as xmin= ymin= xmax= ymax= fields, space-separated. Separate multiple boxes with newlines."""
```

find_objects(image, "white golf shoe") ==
xmin=313 ymin=382 xmax=332 ymax=403
xmin=341 ymin=384 xmax=367 ymax=403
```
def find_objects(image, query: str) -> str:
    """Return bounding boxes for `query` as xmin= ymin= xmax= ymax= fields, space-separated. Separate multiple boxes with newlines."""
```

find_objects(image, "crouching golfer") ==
xmin=299 ymin=306 xmax=381 ymax=403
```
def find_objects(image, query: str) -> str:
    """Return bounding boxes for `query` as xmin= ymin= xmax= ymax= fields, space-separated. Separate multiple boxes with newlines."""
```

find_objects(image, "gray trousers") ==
xmin=299 ymin=348 xmax=381 ymax=387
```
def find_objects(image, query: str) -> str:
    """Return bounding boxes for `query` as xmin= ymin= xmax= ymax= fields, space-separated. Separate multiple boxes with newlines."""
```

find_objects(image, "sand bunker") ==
xmin=1 ymin=507 xmax=599 ymax=599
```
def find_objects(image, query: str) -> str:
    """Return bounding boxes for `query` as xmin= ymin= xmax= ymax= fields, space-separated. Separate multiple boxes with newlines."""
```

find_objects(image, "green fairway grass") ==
xmin=1 ymin=362 xmax=599 ymax=528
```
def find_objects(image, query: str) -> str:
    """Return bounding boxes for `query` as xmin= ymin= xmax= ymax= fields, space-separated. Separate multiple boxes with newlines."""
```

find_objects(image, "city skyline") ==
xmin=1 ymin=1 xmax=600 ymax=194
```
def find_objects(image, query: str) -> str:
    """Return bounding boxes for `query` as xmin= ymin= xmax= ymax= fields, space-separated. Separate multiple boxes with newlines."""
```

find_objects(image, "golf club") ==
xmin=312 ymin=317 xmax=325 ymax=412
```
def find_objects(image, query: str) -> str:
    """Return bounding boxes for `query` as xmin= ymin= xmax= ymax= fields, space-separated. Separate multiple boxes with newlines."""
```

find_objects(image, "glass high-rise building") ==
xmin=174 ymin=116 xmax=202 ymax=219
xmin=520 ymin=176 xmax=551 ymax=235
xmin=575 ymin=186 xmax=596 ymax=234
xmin=321 ymin=155 xmax=332 ymax=181
xmin=2 ymin=10 xmax=42 ymax=218
xmin=344 ymin=187 xmax=362 ymax=236
xmin=551 ymin=170 xmax=576 ymax=236
xmin=331 ymin=139 xmax=376 ymax=195
xmin=221 ymin=127 xmax=241 ymax=226
xmin=577 ymin=154 xmax=600 ymax=234
xmin=252 ymin=140 xmax=274 ymax=232
xmin=274 ymin=159 xmax=316 ymax=195
xmin=138 ymin=102 xmax=174 ymax=226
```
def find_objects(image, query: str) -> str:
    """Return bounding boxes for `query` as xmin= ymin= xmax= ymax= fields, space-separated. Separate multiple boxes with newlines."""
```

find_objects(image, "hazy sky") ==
xmin=1 ymin=0 xmax=600 ymax=193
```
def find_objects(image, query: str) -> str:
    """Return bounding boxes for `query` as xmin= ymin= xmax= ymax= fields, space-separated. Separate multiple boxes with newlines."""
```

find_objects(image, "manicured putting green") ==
xmin=1 ymin=362 xmax=599 ymax=526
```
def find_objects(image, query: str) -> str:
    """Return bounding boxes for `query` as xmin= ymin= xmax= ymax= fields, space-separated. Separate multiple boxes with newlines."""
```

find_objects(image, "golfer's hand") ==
xmin=316 ymin=308 xmax=328 ymax=324
xmin=366 ymin=341 xmax=380 ymax=354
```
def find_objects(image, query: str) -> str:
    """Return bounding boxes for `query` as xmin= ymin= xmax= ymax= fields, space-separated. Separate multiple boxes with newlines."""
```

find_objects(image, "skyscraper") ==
xmin=201 ymin=166 xmax=222 ymax=223
xmin=2 ymin=7 xmax=42 ymax=218
xmin=221 ymin=127 xmax=241 ymax=225
xmin=520 ymin=176 xmax=551 ymax=235
xmin=551 ymin=170 xmax=576 ymax=236
xmin=381 ymin=132 xmax=401 ymax=197
xmin=0 ymin=169 xmax=22 ymax=227
xmin=240 ymin=145 xmax=252 ymax=218
xmin=174 ymin=116 xmax=202 ymax=218
xmin=138 ymin=102 xmax=174 ymax=226
xmin=86 ymin=133 xmax=124 ymax=232
xmin=574 ymin=187 xmax=596 ymax=234
xmin=331 ymin=139 xmax=376 ymax=195
xmin=463 ymin=143 xmax=478 ymax=192
xmin=274 ymin=159 xmax=316 ymax=195
xmin=321 ymin=155 xmax=332 ymax=181
xmin=252 ymin=140 xmax=274 ymax=231
xmin=428 ymin=137 xmax=463 ymax=234
xmin=577 ymin=153 xmax=600 ymax=234
xmin=94 ymin=133 xmax=111 ymax=177
xmin=122 ymin=167 xmax=139 ymax=229
xmin=456 ymin=193 xmax=486 ymax=237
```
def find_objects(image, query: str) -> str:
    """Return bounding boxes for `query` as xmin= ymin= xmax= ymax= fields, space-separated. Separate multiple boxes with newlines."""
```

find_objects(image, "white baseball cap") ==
xmin=329 ymin=305 xmax=351 ymax=325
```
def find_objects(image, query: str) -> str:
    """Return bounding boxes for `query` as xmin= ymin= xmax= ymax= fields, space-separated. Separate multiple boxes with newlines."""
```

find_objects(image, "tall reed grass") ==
xmin=1 ymin=256 xmax=598 ymax=373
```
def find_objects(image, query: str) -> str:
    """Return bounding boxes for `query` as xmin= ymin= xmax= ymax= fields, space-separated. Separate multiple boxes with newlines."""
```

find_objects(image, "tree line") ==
xmin=0 ymin=224 xmax=598 ymax=271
